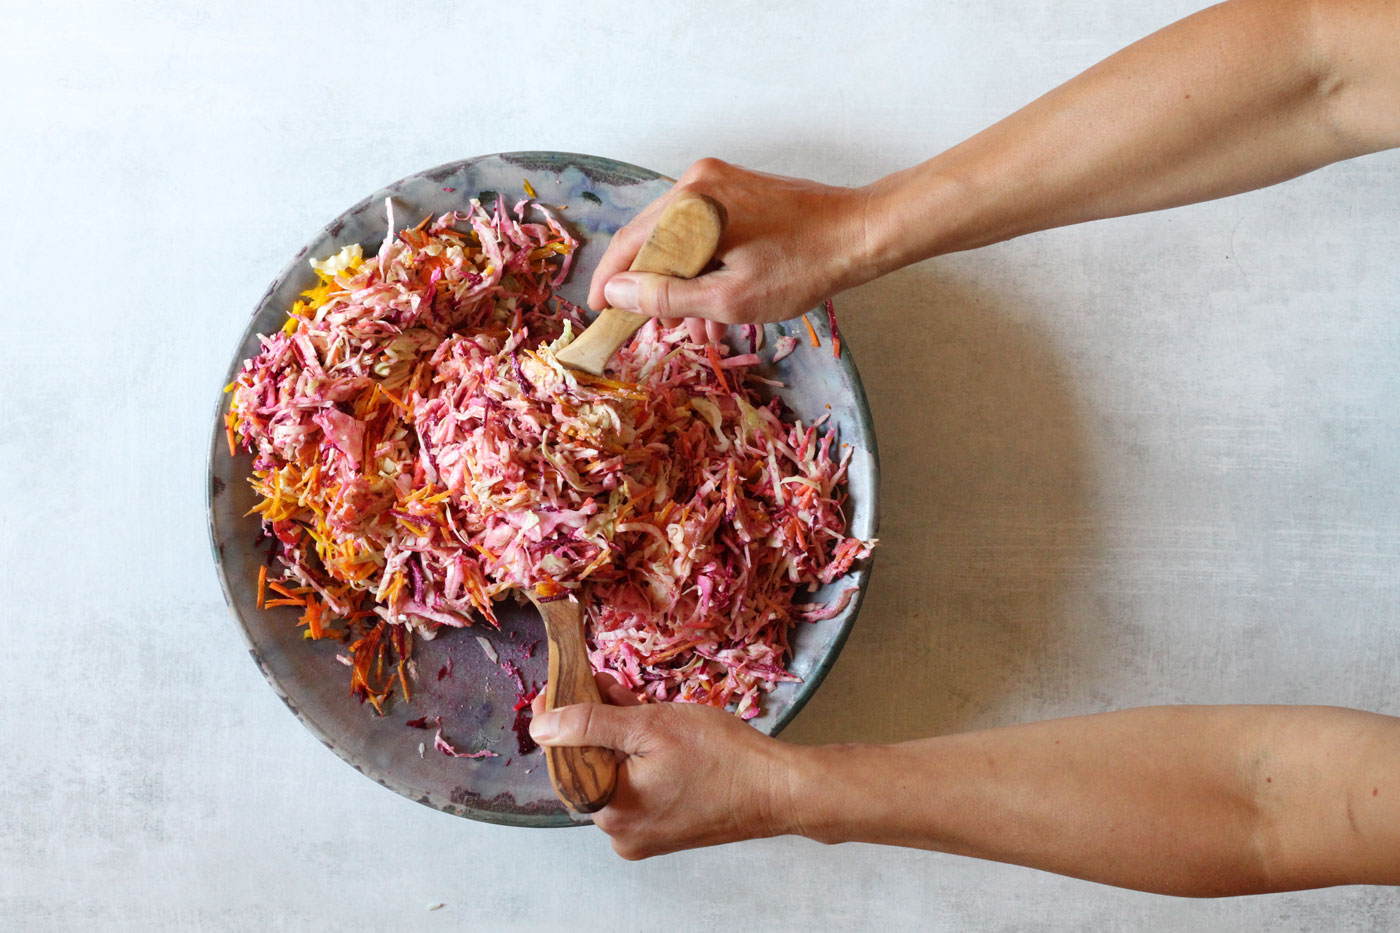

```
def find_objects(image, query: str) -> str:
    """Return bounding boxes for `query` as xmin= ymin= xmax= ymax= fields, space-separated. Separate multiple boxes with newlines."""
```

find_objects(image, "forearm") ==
xmin=783 ymin=705 xmax=1400 ymax=896
xmin=859 ymin=0 xmax=1400 ymax=277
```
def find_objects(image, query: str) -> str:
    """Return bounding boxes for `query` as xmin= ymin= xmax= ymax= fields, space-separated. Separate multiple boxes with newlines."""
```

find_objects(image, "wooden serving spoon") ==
xmin=527 ymin=592 xmax=617 ymax=813
xmin=554 ymin=191 xmax=726 ymax=375
xmin=531 ymin=192 xmax=724 ymax=812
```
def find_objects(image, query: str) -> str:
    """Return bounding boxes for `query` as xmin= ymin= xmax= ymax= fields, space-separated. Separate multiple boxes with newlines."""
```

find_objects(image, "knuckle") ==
xmin=691 ymin=157 xmax=728 ymax=179
xmin=613 ymin=224 xmax=646 ymax=253
xmin=709 ymin=286 xmax=746 ymax=324
xmin=647 ymin=277 xmax=674 ymax=319
xmin=610 ymin=216 xmax=650 ymax=249
xmin=577 ymin=703 xmax=598 ymax=739
xmin=682 ymin=157 xmax=730 ymax=186
xmin=646 ymin=703 xmax=682 ymax=742
xmin=558 ymin=703 xmax=594 ymax=741
xmin=618 ymin=707 xmax=658 ymax=754
xmin=612 ymin=837 xmax=649 ymax=861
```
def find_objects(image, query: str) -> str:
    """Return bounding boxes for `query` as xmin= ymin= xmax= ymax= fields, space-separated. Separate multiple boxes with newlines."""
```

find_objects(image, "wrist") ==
xmin=857 ymin=161 xmax=985 ymax=275
xmin=775 ymin=741 xmax=885 ymax=844
xmin=813 ymin=184 xmax=889 ymax=298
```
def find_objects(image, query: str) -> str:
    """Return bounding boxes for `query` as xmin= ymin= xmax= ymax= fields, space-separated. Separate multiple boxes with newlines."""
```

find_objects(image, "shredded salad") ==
xmin=226 ymin=194 xmax=873 ymax=720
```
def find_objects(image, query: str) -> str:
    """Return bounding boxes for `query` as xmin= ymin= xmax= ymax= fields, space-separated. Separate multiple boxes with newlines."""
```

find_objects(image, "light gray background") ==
xmin=3 ymin=0 xmax=1398 ymax=929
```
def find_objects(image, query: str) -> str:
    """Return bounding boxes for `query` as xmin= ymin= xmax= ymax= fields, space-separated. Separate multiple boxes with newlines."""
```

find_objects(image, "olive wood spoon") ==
xmin=554 ymin=192 xmax=726 ymax=375
xmin=527 ymin=593 xmax=617 ymax=813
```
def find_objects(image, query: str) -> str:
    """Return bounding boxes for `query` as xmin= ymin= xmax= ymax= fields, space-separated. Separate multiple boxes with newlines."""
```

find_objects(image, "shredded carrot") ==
xmin=386 ymin=628 xmax=410 ymax=699
xmin=803 ymin=315 xmax=820 ymax=347
xmin=832 ymin=335 xmax=842 ymax=359
xmin=225 ymin=413 xmax=238 ymax=457
xmin=705 ymin=343 xmax=732 ymax=393
xmin=267 ymin=580 xmax=302 ymax=600
xmin=646 ymin=639 xmax=701 ymax=665
xmin=309 ymin=606 xmax=325 ymax=638
xmin=376 ymin=384 xmax=408 ymax=410
xmin=263 ymin=598 xmax=307 ymax=609
xmin=534 ymin=579 xmax=566 ymax=598
xmin=256 ymin=565 xmax=268 ymax=610
xmin=522 ymin=178 xmax=537 ymax=198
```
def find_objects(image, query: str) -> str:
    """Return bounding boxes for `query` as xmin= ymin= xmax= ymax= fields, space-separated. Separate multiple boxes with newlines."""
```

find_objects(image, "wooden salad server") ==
xmin=553 ymin=191 xmax=726 ymax=375
xmin=527 ymin=592 xmax=618 ymax=813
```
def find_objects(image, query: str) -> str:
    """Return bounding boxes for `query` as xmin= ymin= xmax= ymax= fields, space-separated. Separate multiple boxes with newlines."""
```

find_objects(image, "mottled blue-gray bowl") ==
xmin=207 ymin=152 xmax=879 ymax=827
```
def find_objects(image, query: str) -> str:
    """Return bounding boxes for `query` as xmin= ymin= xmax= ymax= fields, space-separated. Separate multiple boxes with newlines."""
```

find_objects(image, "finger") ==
xmin=587 ymin=195 xmax=677 ymax=310
xmin=603 ymin=272 xmax=725 ymax=322
xmin=685 ymin=318 xmax=709 ymax=345
xmin=705 ymin=319 xmax=728 ymax=343
xmin=529 ymin=702 xmax=652 ymax=755
xmin=594 ymin=672 xmax=642 ymax=707
xmin=531 ymin=676 xmax=630 ymax=713
xmin=587 ymin=225 xmax=646 ymax=311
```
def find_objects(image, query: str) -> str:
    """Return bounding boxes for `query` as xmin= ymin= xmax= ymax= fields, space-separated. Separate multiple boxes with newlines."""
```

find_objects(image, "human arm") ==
xmin=589 ymin=0 xmax=1400 ymax=335
xmin=531 ymin=686 xmax=1400 ymax=895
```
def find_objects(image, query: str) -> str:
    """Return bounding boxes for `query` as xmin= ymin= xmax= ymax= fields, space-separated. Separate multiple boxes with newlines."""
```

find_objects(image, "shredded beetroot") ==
xmin=823 ymin=298 xmax=843 ymax=359
xmin=512 ymin=707 xmax=538 ymax=755
xmin=228 ymin=195 xmax=874 ymax=720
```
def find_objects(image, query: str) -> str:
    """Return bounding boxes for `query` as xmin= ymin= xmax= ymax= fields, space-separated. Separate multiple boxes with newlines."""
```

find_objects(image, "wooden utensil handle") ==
xmin=538 ymin=600 xmax=618 ymax=813
xmin=554 ymin=192 xmax=726 ymax=375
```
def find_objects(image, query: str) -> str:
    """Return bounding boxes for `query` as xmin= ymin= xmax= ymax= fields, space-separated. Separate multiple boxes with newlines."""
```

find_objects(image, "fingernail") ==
xmin=604 ymin=276 xmax=639 ymax=311
xmin=529 ymin=712 xmax=558 ymax=742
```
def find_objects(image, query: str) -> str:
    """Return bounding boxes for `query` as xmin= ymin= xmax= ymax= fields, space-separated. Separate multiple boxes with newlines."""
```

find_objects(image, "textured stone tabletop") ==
xmin=3 ymin=0 xmax=1398 ymax=929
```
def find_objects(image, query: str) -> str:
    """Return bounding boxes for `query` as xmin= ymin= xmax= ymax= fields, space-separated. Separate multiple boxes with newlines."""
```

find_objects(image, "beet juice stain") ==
xmin=512 ymin=706 xmax=538 ymax=755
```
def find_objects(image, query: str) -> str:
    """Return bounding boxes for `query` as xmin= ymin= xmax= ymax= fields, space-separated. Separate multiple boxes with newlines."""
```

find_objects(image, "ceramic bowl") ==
xmin=207 ymin=152 xmax=879 ymax=826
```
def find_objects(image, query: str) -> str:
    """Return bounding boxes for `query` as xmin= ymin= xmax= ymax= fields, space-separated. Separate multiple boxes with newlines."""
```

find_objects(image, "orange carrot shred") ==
xmin=803 ymin=315 xmax=820 ymax=347
xmin=304 ymin=598 xmax=325 ymax=639
xmin=256 ymin=565 xmax=268 ymax=610
xmin=832 ymin=335 xmax=842 ymax=359
xmin=705 ymin=343 xmax=732 ymax=393
xmin=268 ymin=581 xmax=302 ymax=600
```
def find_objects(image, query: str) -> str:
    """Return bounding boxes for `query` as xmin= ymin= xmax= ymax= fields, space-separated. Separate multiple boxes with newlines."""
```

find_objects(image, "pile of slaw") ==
xmin=227 ymin=195 xmax=873 ymax=719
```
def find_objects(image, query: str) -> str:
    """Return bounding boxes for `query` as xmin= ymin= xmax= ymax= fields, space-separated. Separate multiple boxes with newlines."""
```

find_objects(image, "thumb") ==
xmin=530 ymin=702 xmax=652 ymax=755
xmin=603 ymin=271 xmax=725 ymax=323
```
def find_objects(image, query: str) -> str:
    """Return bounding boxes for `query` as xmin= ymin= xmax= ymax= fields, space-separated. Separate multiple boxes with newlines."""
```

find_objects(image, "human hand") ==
xmin=586 ymin=158 xmax=872 ymax=344
xmin=530 ymin=672 xmax=804 ymax=859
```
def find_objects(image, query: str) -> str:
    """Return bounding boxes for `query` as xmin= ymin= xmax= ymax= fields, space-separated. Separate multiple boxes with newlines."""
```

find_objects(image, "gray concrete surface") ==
xmin=3 ymin=0 xmax=1398 ymax=928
